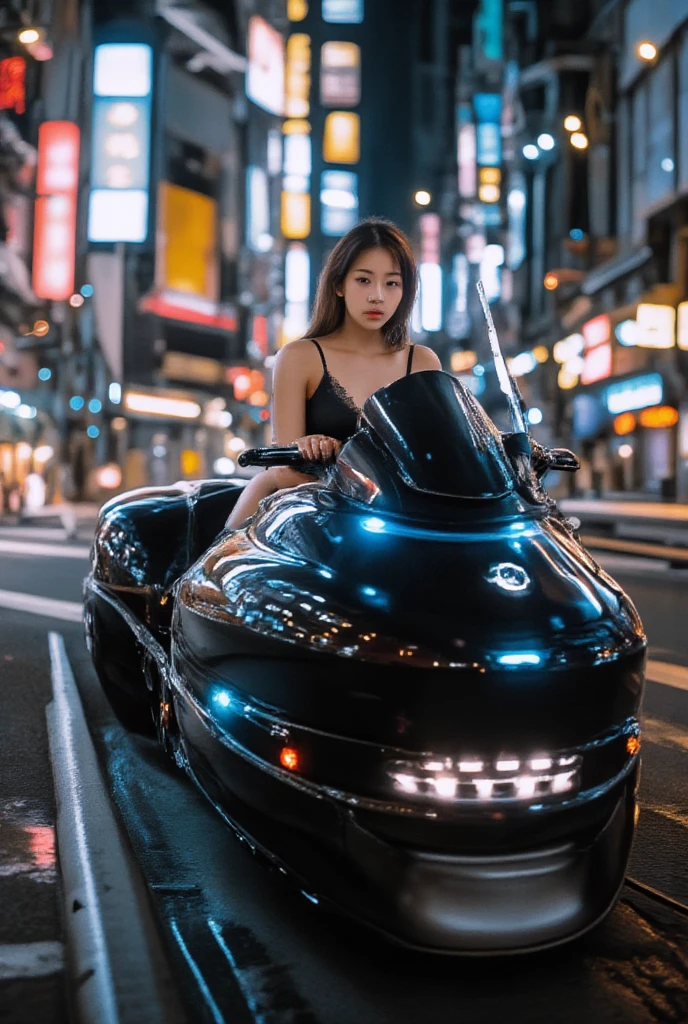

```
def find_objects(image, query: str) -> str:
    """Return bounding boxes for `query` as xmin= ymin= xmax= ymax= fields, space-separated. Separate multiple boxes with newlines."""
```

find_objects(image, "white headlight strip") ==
xmin=387 ymin=755 xmax=582 ymax=802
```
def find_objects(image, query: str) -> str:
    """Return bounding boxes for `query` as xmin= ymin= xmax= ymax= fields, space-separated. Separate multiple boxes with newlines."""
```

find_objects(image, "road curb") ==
xmin=46 ymin=631 xmax=186 ymax=1024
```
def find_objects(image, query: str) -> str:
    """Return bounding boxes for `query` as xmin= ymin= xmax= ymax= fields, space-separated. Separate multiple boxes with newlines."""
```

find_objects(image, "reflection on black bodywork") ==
xmin=85 ymin=370 xmax=647 ymax=955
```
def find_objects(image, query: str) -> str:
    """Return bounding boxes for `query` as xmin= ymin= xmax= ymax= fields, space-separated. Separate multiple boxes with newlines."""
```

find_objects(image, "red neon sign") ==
xmin=33 ymin=121 xmax=80 ymax=301
xmin=0 ymin=58 xmax=26 ymax=115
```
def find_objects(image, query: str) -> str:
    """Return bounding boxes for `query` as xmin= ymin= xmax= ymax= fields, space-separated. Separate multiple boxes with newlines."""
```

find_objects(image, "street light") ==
xmin=563 ymin=115 xmax=582 ymax=132
xmin=570 ymin=132 xmax=589 ymax=150
xmin=414 ymin=190 xmax=431 ymax=206
xmin=537 ymin=133 xmax=555 ymax=151
xmin=18 ymin=27 xmax=40 ymax=44
xmin=522 ymin=144 xmax=539 ymax=160
xmin=636 ymin=41 xmax=658 ymax=62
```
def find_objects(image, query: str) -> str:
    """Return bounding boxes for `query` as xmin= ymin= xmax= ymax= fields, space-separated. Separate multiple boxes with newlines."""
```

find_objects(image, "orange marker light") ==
xmin=626 ymin=735 xmax=641 ymax=756
xmin=280 ymin=747 xmax=300 ymax=771
xmin=544 ymin=273 xmax=559 ymax=291
xmin=614 ymin=412 xmax=636 ymax=435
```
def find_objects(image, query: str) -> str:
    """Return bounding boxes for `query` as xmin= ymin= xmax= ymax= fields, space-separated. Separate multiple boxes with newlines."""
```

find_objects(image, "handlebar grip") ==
xmin=238 ymin=446 xmax=305 ymax=468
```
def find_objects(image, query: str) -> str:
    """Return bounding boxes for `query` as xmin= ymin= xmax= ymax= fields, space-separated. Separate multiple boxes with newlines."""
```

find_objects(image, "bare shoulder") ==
xmin=273 ymin=338 xmax=320 ymax=376
xmin=412 ymin=344 xmax=442 ymax=370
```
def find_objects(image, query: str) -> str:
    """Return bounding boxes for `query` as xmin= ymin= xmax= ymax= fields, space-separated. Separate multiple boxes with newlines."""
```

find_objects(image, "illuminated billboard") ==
xmin=33 ymin=121 xmax=79 ymax=300
xmin=635 ymin=303 xmax=676 ymax=349
xmin=246 ymin=16 xmax=285 ymax=116
xmin=158 ymin=182 xmax=218 ymax=300
xmin=88 ymin=43 xmax=152 ymax=243
xmin=606 ymin=374 xmax=663 ymax=415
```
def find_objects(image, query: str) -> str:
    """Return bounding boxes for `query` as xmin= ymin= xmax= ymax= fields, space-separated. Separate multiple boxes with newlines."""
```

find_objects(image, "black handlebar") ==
xmin=238 ymin=445 xmax=305 ymax=468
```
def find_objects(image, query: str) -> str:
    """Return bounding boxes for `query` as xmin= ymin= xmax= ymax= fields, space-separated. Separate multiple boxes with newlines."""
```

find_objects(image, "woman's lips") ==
xmin=363 ymin=310 xmax=383 ymax=317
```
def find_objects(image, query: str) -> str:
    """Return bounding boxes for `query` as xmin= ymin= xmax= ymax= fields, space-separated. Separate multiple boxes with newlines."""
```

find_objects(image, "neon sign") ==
xmin=0 ymin=58 xmax=25 ymax=115
xmin=32 ymin=121 xmax=79 ymax=301
xmin=88 ymin=43 xmax=152 ymax=243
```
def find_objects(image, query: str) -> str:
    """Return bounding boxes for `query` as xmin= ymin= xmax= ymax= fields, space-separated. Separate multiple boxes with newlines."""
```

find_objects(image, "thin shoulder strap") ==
xmin=406 ymin=343 xmax=415 ymax=375
xmin=310 ymin=338 xmax=328 ymax=373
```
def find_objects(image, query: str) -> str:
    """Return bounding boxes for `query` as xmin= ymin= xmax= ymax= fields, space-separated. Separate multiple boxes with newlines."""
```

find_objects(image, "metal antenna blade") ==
xmin=476 ymin=280 xmax=527 ymax=434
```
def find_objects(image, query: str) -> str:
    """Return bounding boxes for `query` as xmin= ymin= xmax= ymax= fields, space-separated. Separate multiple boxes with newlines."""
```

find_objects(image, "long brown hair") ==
xmin=302 ymin=218 xmax=418 ymax=348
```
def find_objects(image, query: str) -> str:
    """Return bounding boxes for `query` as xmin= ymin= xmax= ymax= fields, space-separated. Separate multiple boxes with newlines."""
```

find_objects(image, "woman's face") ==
xmin=337 ymin=246 xmax=403 ymax=333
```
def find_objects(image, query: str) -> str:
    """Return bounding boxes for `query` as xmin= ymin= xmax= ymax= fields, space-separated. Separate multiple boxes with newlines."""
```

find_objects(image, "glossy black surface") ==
xmin=84 ymin=371 xmax=647 ymax=953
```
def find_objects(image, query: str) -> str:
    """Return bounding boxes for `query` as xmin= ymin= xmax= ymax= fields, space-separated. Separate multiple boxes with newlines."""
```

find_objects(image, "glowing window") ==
xmin=281 ymin=191 xmax=311 ymax=239
xmin=283 ymin=119 xmax=311 ymax=135
xmin=320 ymin=42 xmax=360 ymax=107
xmin=285 ymin=34 xmax=311 ymax=118
xmin=322 ymin=0 xmax=364 ymax=23
xmin=321 ymin=169 xmax=358 ymax=236
xmin=288 ymin=0 xmax=308 ymax=19
xmin=283 ymin=133 xmax=312 ymax=176
xmin=285 ymin=243 xmax=310 ymax=303
xmin=323 ymin=112 xmax=360 ymax=164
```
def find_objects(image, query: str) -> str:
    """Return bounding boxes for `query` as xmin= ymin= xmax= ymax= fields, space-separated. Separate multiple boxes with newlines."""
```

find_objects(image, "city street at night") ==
xmin=3 ymin=0 xmax=688 ymax=1020
xmin=1 ymin=521 xmax=688 ymax=1022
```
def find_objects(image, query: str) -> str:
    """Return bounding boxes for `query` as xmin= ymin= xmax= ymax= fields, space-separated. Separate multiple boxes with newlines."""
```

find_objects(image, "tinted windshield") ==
xmin=358 ymin=370 xmax=514 ymax=499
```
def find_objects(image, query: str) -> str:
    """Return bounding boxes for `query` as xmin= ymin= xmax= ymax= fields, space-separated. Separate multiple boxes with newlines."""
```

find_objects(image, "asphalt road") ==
xmin=1 ymin=523 xmax=688 ymax=1023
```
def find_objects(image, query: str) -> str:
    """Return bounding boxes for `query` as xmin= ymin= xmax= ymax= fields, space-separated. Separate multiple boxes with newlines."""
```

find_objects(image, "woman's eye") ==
xmin=387 ymin=281 xmax=400 ymax=287
xmin=355 ymin=277 xmax=369 ymax=284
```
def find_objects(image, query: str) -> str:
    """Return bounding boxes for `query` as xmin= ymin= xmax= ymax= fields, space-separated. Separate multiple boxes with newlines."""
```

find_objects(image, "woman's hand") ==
xmin=294 ymin=435 xmax=342 ymax=462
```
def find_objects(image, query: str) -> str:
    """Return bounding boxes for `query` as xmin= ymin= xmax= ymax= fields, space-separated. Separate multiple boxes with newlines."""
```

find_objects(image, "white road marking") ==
xmin=0 ymin=941 xmax=64 ymax=980
xmin=646 ymin=660 xmax=688 ymax=693
xmin=0 ymin=526 xmax=72 ymax=541
xmin=0 ymin=589 xmax=82 ymax=622
xmin=596 ymin=553 xmax=669 ymax=573
xmin=0 ymin=538 xmax=90 ymax=559
xmin=170 ymin=919 xmax=225 ymax=1024
xmin=642 ymin=715 xmax=688 ymax=754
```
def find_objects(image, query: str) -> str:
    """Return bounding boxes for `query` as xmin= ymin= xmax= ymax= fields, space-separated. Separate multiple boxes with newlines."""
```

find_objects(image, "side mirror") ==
xmin=545 ymin=448 xmax=580 ymax=473
xmin=529 ymin=440 xmax=580 ymax=480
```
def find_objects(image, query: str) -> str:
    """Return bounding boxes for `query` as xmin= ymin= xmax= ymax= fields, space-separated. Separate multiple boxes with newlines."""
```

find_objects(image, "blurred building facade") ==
xmin=1 ymin=0 xmax=483 ymax=501
xmin=9 ymin=0 xmax=688 ymax=503
xmin=489 ymin=0 xmax=688 ymax=499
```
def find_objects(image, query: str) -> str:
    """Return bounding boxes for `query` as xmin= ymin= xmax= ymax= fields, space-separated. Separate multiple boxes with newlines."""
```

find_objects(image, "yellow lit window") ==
xmin=285 ymin=34 xmax=311 ymax=118
xmin=283 ymin=119 xmax=311 ymax=135
xmin=288 ymin=0 xmax=308 ymax=20
xmin=281 ymin=191 xmax=311 ymax=239
xmin=479 ymin=167 xmax=501 ymax=185
xmin=323 ymin=111 xmax=359 ymax=164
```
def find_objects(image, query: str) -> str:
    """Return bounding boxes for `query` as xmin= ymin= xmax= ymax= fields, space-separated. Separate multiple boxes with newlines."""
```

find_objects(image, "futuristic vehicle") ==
xmin=84 ymin=365 xmax=646 ymax=955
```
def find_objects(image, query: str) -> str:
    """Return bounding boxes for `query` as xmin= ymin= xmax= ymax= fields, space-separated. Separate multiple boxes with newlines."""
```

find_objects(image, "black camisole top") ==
xmin=305 ymin=339 xmax=415 ymax=443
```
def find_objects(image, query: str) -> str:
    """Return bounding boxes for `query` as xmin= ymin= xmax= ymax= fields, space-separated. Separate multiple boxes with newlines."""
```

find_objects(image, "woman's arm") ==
xmin=271 ymin=340 xmax=311 ymax=444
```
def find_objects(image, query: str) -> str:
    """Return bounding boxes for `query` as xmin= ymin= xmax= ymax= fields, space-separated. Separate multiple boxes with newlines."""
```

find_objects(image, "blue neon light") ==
xmin=362 ymin=517 xmax=386 ymax=533
xmin=498 ymin=653 xmax=541 ymax=666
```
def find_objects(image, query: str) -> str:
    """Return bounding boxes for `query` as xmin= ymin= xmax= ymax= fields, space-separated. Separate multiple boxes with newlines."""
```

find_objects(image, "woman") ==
xmin=227 ymin=218 xmax=441 ymax=527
